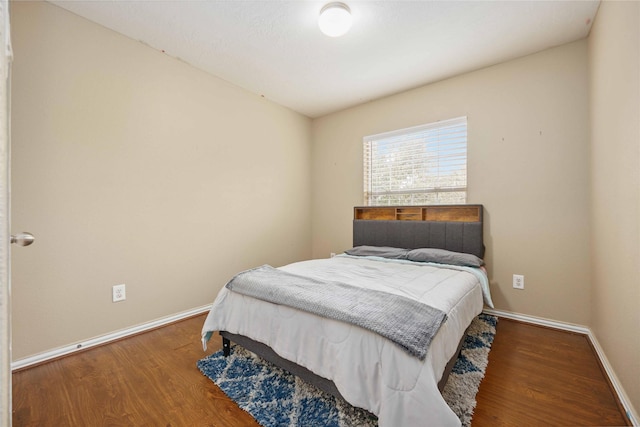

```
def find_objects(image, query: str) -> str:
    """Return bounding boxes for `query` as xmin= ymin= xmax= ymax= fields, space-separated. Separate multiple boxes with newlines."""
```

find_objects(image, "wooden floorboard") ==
xmin=12 ymin=314 xmax=630 ymax=426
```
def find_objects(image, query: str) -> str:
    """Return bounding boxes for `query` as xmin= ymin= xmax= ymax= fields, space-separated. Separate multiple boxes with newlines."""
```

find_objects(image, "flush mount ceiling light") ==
xmin=318 ymin=2 xmax=352 ymax=37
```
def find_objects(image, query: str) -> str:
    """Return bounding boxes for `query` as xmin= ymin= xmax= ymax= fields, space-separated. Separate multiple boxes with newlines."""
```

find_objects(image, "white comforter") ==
xmin=201 ymin=255 xmax=489 ymax=427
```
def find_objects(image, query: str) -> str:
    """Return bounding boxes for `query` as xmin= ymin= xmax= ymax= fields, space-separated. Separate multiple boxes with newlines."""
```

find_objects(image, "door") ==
xmin=0 ymin=0 xmax=11 ymax=424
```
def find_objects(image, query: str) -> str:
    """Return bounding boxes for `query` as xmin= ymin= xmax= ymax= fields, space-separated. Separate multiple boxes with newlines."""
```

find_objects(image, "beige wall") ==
xmin=312 ymin=40 xmax=591 ymax=325
xmin=10 ymin=2 xmax=312 ymax=359
xmin=588 ymin=0 xmax=640 ymax=416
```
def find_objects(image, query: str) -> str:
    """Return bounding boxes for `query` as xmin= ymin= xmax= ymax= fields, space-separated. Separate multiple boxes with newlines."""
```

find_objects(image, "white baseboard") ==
xmin=483 ymin=308 xmax=639 ymax=426
xmin=11 ymin=304 xmax=211 ymax=371
xmin=483 ymin=307 xmax=590 ymax=334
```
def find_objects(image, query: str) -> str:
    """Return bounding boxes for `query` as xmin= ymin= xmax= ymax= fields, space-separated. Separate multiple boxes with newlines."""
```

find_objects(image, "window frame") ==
xmin=363 ymin=116 xmax=468 ymax=206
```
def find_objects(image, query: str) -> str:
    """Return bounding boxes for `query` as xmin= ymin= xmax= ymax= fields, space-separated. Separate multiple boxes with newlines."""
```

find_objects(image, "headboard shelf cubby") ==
xmin=354 ymin=205 xmax=482 ymax=222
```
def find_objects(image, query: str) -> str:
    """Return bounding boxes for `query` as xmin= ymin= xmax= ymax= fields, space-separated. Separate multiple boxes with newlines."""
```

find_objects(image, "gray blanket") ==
xmin=225 ymin=265 xmax=447 ymax=360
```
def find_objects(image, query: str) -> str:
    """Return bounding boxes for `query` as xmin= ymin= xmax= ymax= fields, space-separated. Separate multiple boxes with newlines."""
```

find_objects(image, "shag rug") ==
xmin=197 ymin=313 xmax=497 ymax=427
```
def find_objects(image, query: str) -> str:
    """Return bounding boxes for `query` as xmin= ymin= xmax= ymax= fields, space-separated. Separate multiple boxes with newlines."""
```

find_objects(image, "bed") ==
xmin=201 ymin=204 xmax=493 ymax=427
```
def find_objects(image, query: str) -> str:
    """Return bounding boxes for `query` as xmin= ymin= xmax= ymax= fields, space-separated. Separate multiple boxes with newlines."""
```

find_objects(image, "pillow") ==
xmin=407 ymin=248 xmax=484 ymax=267
xmin=344 ymin=246 xmax=409 ymax=259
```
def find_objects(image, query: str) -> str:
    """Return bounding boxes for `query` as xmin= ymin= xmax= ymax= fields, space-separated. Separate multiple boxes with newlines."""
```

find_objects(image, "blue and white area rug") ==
xmin=197 ymin=314 xmax=497 ymax=427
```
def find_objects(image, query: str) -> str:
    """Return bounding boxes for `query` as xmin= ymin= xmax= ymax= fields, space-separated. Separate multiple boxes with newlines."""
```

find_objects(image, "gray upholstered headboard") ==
xmin=352 ymin=205 xmax=485 ymax=259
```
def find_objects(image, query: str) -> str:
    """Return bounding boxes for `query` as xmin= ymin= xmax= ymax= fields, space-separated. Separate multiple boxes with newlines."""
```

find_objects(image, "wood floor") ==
xmin=474 ymin=319 xmax=629 ymax=426
xmin=12 ymin=314 xmax=630 ymax=426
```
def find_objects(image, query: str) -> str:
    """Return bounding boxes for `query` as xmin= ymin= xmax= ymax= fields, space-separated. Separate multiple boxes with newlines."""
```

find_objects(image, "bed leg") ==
xmin=222 ymin=337 xmax=231 ymax=357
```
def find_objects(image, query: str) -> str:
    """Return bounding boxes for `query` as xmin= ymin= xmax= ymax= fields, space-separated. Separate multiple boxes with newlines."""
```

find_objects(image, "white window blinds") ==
xmin=363 ymin=116 xmax=467 ymax=206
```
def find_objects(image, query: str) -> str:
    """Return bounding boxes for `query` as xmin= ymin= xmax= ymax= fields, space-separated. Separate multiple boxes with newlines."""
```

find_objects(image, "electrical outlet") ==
xmin=330 ymin=252 xmax=336 ymax=258
xmin=513 ymin=274 xmax=524 ymax=290
xmin=112 ymin=284 xmax=126 ymax=302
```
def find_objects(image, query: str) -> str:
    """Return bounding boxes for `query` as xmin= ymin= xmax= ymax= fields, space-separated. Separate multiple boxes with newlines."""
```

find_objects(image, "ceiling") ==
xmin=48 ymin=1 xmax=600 ymax=118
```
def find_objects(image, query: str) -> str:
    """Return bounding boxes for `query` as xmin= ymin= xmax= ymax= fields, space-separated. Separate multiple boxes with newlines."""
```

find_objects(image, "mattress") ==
xmin=201 ymin=254 xmax=489 ymax=427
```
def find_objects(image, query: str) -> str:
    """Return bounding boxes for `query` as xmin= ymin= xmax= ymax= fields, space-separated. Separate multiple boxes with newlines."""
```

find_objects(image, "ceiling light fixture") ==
xmin=318 ymin=2 xmax=352 ymax=37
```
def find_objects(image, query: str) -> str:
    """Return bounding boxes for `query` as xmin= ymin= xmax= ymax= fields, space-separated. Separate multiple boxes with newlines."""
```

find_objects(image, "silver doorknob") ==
xmin=11 ymin=232 xmax=35 ymax=246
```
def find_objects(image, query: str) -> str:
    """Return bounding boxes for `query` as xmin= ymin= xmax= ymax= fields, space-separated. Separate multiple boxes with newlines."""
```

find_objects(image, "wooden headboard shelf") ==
xmin=354 ymin=205 xmax=482 ymax=223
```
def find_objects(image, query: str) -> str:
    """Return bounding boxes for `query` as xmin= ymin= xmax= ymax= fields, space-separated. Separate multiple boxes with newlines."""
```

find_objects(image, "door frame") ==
xmin=0 ymin=0 xmax=11 ymax=424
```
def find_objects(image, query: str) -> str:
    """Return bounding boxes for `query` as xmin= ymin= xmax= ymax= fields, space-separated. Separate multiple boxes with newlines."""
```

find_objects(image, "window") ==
xmin=363 ymin=116 xmax=467 ymax=206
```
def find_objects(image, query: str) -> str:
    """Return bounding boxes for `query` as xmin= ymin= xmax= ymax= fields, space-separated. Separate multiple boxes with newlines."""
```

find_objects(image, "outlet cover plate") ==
xmin=513 ymin=274 xmax=524 ymax=290
xmin=112 ymin=284 xmax=126 ymax=302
